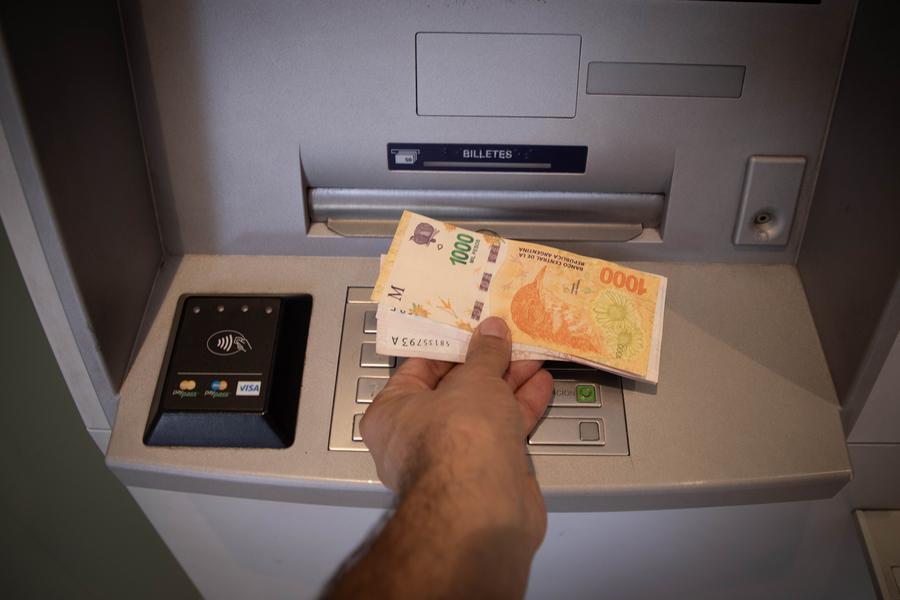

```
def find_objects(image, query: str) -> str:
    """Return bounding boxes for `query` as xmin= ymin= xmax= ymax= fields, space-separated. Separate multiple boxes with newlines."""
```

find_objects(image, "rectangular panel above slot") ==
xmin=586 ymin=62 xmax=746 ymax=98
xmin=416 ymin=33 xmax=581 ymax=118
xmin=306 ymin=188 xmax=665 ymax=242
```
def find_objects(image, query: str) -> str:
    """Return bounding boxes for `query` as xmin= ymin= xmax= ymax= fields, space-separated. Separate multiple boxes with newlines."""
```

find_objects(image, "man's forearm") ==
xmin=325 ymin=466 xmax=539 ymax=599
xmin=326 ymin=320 xmax=551 ymax=599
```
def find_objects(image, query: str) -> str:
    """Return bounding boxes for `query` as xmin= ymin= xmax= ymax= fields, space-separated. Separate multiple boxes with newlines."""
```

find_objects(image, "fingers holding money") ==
xmin=503 ymin=360 xmax=545 ymax=391
xmin=462 ymin=317 xmax=512 ymax=378
xmin=513 ymin=369 xmax=554 ymax=432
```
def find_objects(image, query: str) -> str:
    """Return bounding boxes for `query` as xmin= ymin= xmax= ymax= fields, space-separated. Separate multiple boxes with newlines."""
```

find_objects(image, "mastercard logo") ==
xmin=179 ymin=380 xmax=197 ymax=391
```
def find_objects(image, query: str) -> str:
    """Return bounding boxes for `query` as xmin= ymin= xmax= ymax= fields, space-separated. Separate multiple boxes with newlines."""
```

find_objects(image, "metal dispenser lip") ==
xmin=306 ymin=187 xmax=665 ymax=242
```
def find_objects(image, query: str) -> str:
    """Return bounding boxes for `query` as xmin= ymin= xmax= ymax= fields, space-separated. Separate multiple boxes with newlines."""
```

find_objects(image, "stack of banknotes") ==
xmin=371 ymin=211 xmax=668 ymax=383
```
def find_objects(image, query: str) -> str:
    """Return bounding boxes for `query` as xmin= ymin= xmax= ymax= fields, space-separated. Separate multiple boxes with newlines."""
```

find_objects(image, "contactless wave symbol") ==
xmin=206 ymin=330 xmax=252 ymax=356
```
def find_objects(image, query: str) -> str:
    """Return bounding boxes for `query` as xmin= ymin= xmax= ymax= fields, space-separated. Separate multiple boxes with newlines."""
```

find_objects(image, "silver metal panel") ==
xmin=107 ymin=257 xmax=851 ymax=510
xmin=733 ymin=156 xmax=806 ymax=246
xmin=587 ymin=62 xmax=745 ymax=98
xmin=416 ymin=33 xmax=581 ymax=118
xmin=126 ymin=0 xmax=854 ymax=263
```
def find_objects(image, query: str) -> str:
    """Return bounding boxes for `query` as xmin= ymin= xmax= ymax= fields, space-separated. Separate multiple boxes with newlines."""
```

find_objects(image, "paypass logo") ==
xmin=237 ymin=381 xmax=261 ymax=396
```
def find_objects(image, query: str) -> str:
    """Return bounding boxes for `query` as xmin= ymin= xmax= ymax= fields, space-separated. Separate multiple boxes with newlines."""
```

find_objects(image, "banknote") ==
xmin=372 ymin=211 xmax=667 ymax=382
xmin=375 ymin=304 xmax=568 ymax=363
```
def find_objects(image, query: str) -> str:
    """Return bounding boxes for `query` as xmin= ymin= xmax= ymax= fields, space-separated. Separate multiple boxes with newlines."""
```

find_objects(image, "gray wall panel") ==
xmin=0 ymin=223 xmax=197 ymax=599
xmin=849 ymin=332 xmax=900 ymax=443
xmin=847 ymin=444 xmax=900 ymax=509
xmin=797 ymin=0 xmax=900 ymax=427
xmin=0 ymin=2 xmax=163 ymax=395
xmin=0 ymin=119 xmax=109 ymax=432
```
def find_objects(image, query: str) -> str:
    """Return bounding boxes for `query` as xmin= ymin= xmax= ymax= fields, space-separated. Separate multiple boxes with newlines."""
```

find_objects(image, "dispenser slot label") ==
xmin=388 ymin=143 xmax=587 ymax=173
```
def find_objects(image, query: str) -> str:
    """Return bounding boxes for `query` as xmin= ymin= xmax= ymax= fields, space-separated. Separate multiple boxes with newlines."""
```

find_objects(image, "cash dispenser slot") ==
xmin=307 ymin=188 xmax=664 ymax=242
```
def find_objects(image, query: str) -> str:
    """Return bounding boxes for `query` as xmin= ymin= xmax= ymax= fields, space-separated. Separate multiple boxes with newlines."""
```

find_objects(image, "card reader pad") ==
xmin=145 ymin=295 xmax=312 ymax=448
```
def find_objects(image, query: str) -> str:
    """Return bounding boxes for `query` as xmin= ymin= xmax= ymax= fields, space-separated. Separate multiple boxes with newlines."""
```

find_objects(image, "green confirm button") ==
xmin=575 ymin=384 xmax=597 ymax=403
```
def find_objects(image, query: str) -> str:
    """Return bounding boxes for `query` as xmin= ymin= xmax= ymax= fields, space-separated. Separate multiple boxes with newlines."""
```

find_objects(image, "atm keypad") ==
xmin=329 ymin=287 xmax=629 ymax=455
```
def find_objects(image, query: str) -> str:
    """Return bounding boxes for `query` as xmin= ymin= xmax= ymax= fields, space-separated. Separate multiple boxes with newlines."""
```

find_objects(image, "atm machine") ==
xmin=1 ymin=1 xmax=898 ymax=598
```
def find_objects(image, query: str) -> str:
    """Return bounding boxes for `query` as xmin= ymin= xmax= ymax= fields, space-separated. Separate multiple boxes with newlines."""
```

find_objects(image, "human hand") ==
xmin=359 ymin=316 xmax=553 ymax=544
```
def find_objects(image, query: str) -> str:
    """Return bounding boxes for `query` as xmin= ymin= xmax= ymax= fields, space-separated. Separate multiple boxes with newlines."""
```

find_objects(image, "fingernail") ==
xmin=478 ymin=317 xmax=508 ymax=338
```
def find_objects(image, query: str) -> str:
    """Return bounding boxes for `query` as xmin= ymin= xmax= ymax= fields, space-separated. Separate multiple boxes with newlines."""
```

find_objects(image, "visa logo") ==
xmin=236 ymin=380 xmax=261 ymax=396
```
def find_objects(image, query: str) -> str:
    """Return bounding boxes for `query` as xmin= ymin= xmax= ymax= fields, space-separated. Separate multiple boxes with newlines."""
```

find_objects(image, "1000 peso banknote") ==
xmin=376 ymin=304 xmax=571 ymax=363
xmin=372 ymin=211 xmax=668 ymax=382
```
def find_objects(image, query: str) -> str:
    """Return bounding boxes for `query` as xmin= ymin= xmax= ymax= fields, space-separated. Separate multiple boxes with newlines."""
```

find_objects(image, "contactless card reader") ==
xmin=144 ymin=295 xmax=312 ymax=447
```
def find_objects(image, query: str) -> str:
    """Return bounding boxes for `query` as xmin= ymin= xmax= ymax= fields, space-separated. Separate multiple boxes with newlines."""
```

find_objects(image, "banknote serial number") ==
xmin=389 ymin=336 xmax=453 ymax=348
xmin=600 ymin=266 xmax=648 ymax=295
xmin=449 ymin=233 xmax=477 ymax=266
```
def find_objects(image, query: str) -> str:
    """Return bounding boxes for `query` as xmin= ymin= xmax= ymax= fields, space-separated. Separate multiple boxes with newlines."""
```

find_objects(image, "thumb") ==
xmin=463 ymin=317 xmax=512 ymax=377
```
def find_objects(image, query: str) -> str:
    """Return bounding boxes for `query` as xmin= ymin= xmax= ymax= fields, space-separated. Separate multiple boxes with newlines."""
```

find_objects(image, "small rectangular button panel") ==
xmin=352 ymin=414 xmax=364 ymax=442
xmin=363 ymin=310 xmax=378 ymax=334
xmin=356 ymin=377 xmax=388 ymax=404
xmin=551 ymin=381 xmax=600 ymax=407
xmin=329 ymin=287 xmax=628 ymax=455
xmin=529 ymin=418 xmax=605 ymax=446
xmin=360 ymin=343 xmax=395 ymax=368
